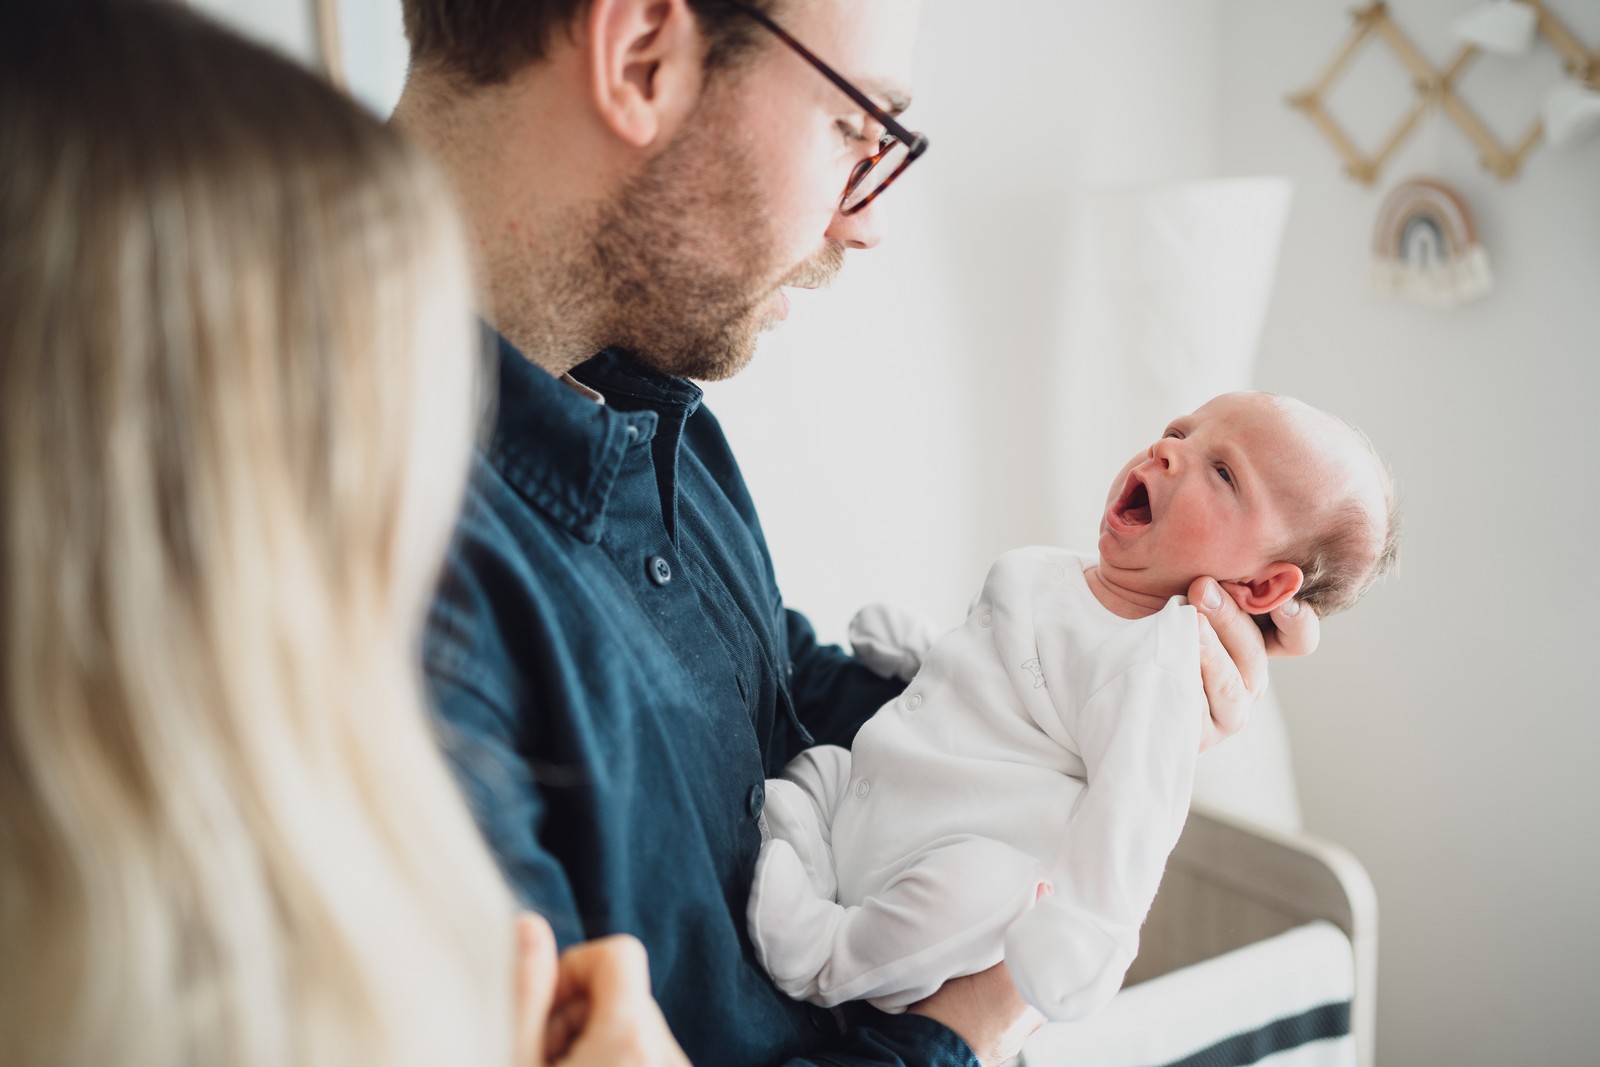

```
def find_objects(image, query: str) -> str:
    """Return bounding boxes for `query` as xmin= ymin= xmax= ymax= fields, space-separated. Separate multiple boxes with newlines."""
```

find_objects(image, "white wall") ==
xmin=1217 ymin=2 xmax=1600 ymax=1064
xmin=188 ymin=0 xmax=408 ymax=116
xmin=187 ymin=0 xmax=318 ymax=66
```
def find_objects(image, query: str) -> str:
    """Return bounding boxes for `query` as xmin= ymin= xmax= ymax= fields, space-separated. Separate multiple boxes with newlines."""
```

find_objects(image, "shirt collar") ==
xmin=482 ymin=331 xmax=703 ymax=544
xmin=570 ymin=347 xmax=704 ymax=416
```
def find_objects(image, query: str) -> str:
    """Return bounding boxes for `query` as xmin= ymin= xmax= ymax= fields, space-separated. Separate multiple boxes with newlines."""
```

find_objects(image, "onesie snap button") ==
xmin=905 ymin=692 xmax=923 ymax=711
xmin=979 ymin=610 xmax=993 ymax=628
xmin=854 ymin=779 xmax=870 ymax=799
xmin=646 ymin=555 xmax=672 ymax=586
xmin=746 ymin=782 xmax=764 ymax=818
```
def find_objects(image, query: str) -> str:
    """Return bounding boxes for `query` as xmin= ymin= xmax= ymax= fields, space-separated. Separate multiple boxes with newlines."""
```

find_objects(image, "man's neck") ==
xmin=391 ymin=69 xmax=609 ymax=378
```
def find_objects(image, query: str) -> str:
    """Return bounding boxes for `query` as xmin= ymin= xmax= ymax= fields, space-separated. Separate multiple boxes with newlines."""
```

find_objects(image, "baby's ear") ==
xmin=1221 ymin=562 xmax=1303 ymax=615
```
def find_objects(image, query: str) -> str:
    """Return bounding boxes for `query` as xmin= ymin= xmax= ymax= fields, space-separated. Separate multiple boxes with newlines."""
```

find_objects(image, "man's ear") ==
xmin=1220 ymin=562 xmax=1304 ymax=615
xmin=586 ymin=0 xmax=706 ymax=148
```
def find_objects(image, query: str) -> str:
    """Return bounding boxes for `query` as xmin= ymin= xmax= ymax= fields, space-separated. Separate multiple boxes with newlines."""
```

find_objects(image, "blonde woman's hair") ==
xmin=0 ymin=2 xmax=514 ymax=1064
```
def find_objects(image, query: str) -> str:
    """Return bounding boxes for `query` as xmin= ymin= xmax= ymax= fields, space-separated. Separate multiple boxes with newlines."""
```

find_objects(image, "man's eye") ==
xmin=1215 ymin=465 xmax=1233 ymax=485
xmin=835 ymin=120 xmax=870 ymax=144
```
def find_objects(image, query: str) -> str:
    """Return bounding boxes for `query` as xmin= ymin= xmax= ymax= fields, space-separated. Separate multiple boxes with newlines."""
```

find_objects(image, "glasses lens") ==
xmin=841 ymin=137 xmax=912 ymax=213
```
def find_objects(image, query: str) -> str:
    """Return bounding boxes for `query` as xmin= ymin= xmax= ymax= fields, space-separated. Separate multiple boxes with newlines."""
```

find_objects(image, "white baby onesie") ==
xmin=746 ymin=547 xmax=1204 ymax=1021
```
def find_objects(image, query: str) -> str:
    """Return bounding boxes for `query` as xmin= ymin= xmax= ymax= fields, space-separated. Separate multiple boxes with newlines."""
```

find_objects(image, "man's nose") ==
xmin=825 ymin=199 xmax=886 ymax=251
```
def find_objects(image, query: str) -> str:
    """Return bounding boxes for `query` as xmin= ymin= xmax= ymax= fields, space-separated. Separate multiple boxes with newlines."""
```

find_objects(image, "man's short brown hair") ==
xmin=401 ymin=0 xmax=780 ymax=86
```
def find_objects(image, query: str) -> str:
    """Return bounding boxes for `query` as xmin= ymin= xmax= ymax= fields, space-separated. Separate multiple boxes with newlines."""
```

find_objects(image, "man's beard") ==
xmin=580 ymin=91 xmax=844 ymax=382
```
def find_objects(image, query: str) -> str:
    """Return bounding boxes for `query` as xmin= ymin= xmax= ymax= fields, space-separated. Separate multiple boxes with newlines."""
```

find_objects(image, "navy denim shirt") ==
xmin=424 ymin=334 xmax=977 ymax=1067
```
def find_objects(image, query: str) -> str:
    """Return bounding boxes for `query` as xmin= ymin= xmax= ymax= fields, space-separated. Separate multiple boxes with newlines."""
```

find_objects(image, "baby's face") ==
xmin=1098 ymin=393 xmax=1340 ymax=598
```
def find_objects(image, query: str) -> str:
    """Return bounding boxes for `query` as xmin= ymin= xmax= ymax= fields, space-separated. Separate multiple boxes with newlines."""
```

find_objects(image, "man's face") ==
xmin=1098 ymin=393 xmax=1325 ymax=596
xmin=588 ymin=0 xmax=921 ymax=381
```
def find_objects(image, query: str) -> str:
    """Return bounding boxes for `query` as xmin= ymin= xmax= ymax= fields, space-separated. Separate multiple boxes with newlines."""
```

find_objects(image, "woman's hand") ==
xmin=514 ymin=914 xmax=689 ymax=1067
xmin=1189 ymin=576 xmax=1321 ymax=752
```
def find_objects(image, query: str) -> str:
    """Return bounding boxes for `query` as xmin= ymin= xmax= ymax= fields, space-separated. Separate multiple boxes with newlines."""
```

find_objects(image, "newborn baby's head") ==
xmin=1099 ymin=392 xmax=1398 ymax=618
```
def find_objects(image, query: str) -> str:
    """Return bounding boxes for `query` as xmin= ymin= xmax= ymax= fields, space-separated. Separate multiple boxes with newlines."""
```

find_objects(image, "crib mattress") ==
xmin=1022 ymin=920 xmax=1356 ymax=1067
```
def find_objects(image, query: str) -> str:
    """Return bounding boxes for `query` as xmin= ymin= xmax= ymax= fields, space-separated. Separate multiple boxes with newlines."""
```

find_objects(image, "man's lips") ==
xmin=770 ymin=280 xmax=828 ymax=323
xmin=1107 ymin=471 xmax=1153 ymax=530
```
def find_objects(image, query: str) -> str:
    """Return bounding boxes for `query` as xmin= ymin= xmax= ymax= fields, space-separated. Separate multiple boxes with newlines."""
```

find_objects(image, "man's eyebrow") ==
xmin=859 ymin=81 xmax=912 ymax=117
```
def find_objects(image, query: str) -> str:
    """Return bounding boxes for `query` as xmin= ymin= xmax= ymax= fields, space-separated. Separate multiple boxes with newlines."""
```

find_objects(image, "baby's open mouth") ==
xmin=1113 ymin=476 xmax=1153 ymax=526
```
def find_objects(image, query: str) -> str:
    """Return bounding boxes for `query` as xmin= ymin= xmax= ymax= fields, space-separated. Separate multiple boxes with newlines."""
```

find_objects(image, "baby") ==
xmin=746 ymin=391 xmax=1398 ymax=1022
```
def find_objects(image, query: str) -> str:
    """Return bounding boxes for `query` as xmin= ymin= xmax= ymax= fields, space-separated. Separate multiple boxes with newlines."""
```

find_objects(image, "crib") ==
xmin=1022 ymin=803 xmax=1377 ymax=1067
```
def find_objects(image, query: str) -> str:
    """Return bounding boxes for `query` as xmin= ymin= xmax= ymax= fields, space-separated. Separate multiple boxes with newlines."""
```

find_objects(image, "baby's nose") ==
xmin=1150 ymin=438 xmax=1177 ymax=470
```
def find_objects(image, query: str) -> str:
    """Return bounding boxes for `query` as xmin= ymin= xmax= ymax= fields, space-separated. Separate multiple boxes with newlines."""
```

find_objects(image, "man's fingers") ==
xmin=1195 ymin=614 xmax=1244 ymax=751
xmin=1189 ymin=576 xmax=1264 ymax=752
xmin=514 ymin=913 xmax=559 ymax=1066
xmin=1189 ymin=577 xmax=1267 ymax=698
xmin=1264 ymin=595 xmax=1321 ymax=658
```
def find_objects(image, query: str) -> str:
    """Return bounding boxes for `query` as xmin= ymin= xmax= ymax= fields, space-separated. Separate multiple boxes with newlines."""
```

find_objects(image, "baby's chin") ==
xmin=1092 ymin=553 xmax=1196 ymax=601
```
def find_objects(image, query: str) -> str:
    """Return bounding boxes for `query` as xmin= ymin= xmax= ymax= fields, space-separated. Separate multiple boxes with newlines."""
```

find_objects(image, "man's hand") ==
xmin=907 ymin=960 xmax=1045 ymax=1067
xmin=1189 ymin=577 xmax=1320 ymax=752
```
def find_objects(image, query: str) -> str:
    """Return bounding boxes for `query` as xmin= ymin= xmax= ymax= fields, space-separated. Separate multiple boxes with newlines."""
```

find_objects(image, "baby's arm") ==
xmin=1002 ymin=662 xmax=1204 ymax=1021
xmin=848 ymin=603 xmax=941 ymax=683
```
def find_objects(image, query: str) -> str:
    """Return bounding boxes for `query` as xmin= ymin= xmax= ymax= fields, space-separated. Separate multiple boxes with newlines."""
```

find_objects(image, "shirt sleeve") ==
xmin=1002 ymin=662 xmax=1203 ymax=1021
xmin=425 ymin=668 xmax=588 ymax=948
xmin=432 ymin=658 xmax=979 ymax=1067
xmin=784 ymin=1011 xmax=978 ymax=1067
xmin=780 ymin=606 xmax=906 ymax=762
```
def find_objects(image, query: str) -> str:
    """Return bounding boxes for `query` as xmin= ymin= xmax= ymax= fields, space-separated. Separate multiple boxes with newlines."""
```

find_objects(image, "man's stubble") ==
xmin=579 ymin=84 xmax=844 ymax=382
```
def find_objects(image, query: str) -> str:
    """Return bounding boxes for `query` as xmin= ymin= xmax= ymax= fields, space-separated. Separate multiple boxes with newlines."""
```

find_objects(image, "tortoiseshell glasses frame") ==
xmin=729 ymin=2 xmax=929 ymax=215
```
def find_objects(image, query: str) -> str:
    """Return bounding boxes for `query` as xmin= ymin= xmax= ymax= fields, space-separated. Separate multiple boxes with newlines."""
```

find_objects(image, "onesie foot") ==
xmin=748 ymin=839 xmax=843 ymax=999
xmin=761 ymin=778 xmax=838 ymax=901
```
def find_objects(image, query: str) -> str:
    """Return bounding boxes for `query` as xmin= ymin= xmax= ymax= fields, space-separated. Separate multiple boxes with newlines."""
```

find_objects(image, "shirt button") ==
xmin=854 ymin=779 xmax=870 ymax=799
xmin=746 ymin=782 xmax=765 ymax=818
xmin=647 ymin=555 xmax=672 ymax=586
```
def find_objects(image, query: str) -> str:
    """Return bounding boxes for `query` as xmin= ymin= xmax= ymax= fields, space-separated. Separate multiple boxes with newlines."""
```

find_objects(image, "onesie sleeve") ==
xmin=1001 ymin=662 xmax=1203 ymax=1021
xmin=780 ymin=606 xmax=906 ymax=759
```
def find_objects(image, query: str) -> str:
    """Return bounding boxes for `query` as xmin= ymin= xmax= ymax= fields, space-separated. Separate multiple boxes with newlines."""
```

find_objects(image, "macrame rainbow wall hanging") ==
xmin=1369 ymin=177 xmax=1493 ymax=309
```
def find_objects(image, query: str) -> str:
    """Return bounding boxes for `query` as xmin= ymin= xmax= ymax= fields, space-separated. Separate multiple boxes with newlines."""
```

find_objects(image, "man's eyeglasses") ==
xmin=730 ymin=3 xmax=929 ymax=215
